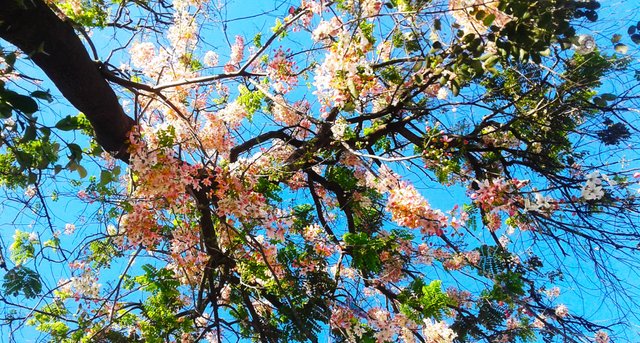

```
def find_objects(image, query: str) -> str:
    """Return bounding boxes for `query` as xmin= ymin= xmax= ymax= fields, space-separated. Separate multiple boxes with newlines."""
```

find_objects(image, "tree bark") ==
xmin=0 ymin=0 xmax=134 ymax=162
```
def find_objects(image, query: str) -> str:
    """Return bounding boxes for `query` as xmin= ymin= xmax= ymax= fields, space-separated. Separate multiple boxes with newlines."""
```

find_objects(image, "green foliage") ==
xmin=55 ymin=113 xmax=93 ymax=133
xmin=353 ymin=191 xmax=384 ymax=234
xmin=88 ymin=238 xmax=121 ymax=268
xmin=398 ymin=279 xmax=453 ymax=321
xmin=3 ymin=265 xmax=42 ymax=299
xmin=476 ymin=245 xmax=504 ymax=278
xmin=27 ymin=301 xmax=69 ymax=340
xmin=9 ymin=230 xmax=36 ymax=265
xmin=292 ymin=204 xmax=315 ymax=232
xmin=253 ymin=32 xmax=263 ymax=48
xmin=155 ymin=125 xmax=176 ymax=148
xmin=597 ymin=118 xmax=630 ymax=145
xmin=379 ymin=66 xmax=403 ymax=84
xmin=132 ymin=265 xmax=188 ymax=342
xmin=271 ymin=18 xmax=288 ymax=38
xmin=359 ymin=21 xmax=375 ymax=45
xmin=343 ymin=232 xmax=384 ymax=273
xmin=98 ymin=165 xmax=121 ymax=187
xmin=0 ymin=89 xmax=38 ymax=116
xmin=325 ymin=165 xmax=359 ymax=192
xmin=237 ymin=85 xmax=265 ymax=116
xmin=58 ymin=0 xmax=108 ymax=27
xmin=490 ymin=271 xmax=526 ymax=304
xmin=255 ymin=176 xmax=283 ymax=203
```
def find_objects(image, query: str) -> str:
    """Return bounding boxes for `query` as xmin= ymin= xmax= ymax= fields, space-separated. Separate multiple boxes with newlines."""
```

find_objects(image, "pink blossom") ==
xmin=129 ymin=42 xmax=155 ymax=69
xmin=64 ymin=223 xmax=76 ymax=235
xmin=595 ymin=331 xmax=609 ymax=343
xmin=266 ymin=48 xmax=297 ymax=93
xmin=229 ymin=35 xmax=244 ymax=66
xmin=555 ymin=304 xmax=569 ymax=318
xmin=24 ymin=185 xmax=36 ymax=198
xmin=386 ymin=181 xmax=448 ymax=236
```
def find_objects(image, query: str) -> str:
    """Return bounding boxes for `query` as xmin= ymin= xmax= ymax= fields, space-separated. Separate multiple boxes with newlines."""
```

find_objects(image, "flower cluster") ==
xmin=60 ymin=261 xmax=101 ymax=301
xmin=422 ymin=319 xmax=457 ymax=343
xmin=266 ymin=48 xmax=297 ymax=93
xmin=225 ymin=35 xmax=245 ymax=72
xmin=386 ymin=181 xmax=448 ymax=236
xmin=581 ymin=170 xmax=605 ymax=200
xmin=523 ymin=192 xmax=557 ymax=216
xmin=313 ymin=24 xmax=381 ymax=110
xmin=470 ymin=178 xmax=528 ymax=230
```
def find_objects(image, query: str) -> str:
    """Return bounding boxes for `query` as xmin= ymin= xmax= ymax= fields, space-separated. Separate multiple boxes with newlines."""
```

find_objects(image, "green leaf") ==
xmin=593 ymin=96 xmax=607 ymax=107
xmin=67 ymin=143 xmax=83 ymax=162
xmin=3 ymin=266 xmax=42 ymax=298
xmin=601 ymin=93 xmax=617 ymax=101
xmin=253 ymin=32 xmax=263 ymax=48
xmin=99 ymin=170 xmax=113 ymax=186
xmin=76 ymin=165 xmax=87 ymax=179
xmin=10 ymin=230 xmax=35 ymax=265
xmin=3 ymin=91 xmax=38 ymax=114
xmin=30 ymin=90 xmax=53 ymax=102
xmin=55 ymin=115 xmax=81 ymax=131
xmin=483 ymin=14 xmax=496 ymax=27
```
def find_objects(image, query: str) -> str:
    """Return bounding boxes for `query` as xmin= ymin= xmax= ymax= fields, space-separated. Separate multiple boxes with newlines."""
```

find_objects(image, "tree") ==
xmin=0 ymin=0 xmax=639 ymax=342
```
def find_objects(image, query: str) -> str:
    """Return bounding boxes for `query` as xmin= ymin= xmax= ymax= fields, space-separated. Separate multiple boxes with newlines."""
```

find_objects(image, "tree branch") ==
xmin=0 ymin=0 xmax=135 ymax=161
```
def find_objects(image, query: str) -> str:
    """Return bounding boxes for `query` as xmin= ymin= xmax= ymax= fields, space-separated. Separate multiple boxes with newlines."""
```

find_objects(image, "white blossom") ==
xmin=64 ymin=223 xmax=76 ymax=235
xmin=24 ymin=185 xmax=36 ymax=198
xmin=422 ymin=319 xmax=457 ymax=343
xmin=581 ymin=171 xmax=605 ymax=200
xmin=203 ymin=51 xmax=219 ymax=67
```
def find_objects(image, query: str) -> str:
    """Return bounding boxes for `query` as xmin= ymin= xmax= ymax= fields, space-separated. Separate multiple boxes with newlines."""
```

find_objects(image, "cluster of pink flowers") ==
xmin=203 ymin=51 xmax=219 ymax=67
xmin=442 ymin=250 xmax=480 ymax=270
xmin=367 ymin=308 xmax=405 ymax=342
xmin=214 ymin=166 xmax=269 ymax=223
xmin=301 ymin=224 xmax=337 ymax=260
xmin=595 ymin=331 xmax=610 ymax=343
xmin=199 ymin=113 xmax=235 ymax=157
xmin=470 ymin=178 xmax=527 ymax=230
xmin=120 ymin=203 xmax=163 ymax=248
xmin=60 ymin=261 xmax=101 ymax=301
xmin=554 ymin=304 xmax=569 ymax=318
xmin=471 ymin=178 xmax=527 ymax=213
xmin=225 ymin=35 xmax=245 ymax=72
xmin=266 ymin=48 xmax=297 ymax=93
xmin=361 ymin=0 xmax=383 ymax=17
xmin=386 ymin=182 xmax=448 ymax=236
xmin=446 ymin=287 xmax=473 ymax=308
xmin=167 ymin=223 xmax=208 ymax=285
xmin=128 ymin=41 xmax=156 ymax=69
xmin=379 ymin=251 xmax=404 ymax=282
xmin=311 ymin=17 xmax=343 ymax=42
xmin=312 ymin=23 xmax=381 ymax=110
xmin=330 ymin=305 xmax=358 ymax=335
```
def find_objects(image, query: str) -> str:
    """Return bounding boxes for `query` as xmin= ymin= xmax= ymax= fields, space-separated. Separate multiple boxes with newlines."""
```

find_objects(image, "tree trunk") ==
xmin=0 ymin=0 xmax=134 ymax=162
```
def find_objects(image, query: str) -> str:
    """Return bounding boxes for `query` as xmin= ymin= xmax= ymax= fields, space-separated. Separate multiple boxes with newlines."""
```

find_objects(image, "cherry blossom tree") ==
xmin=0 ymin=0 xmax=639 ymax=342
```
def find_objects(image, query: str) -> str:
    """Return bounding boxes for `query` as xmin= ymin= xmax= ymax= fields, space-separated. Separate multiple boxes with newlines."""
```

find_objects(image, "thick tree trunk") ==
xmin=0 ymin=0 xmax=134 ymax=162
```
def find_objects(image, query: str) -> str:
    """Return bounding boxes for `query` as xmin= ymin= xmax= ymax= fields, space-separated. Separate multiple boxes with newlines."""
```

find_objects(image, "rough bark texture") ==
xmin=0 ymin=0 xmax=134 ymax=162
